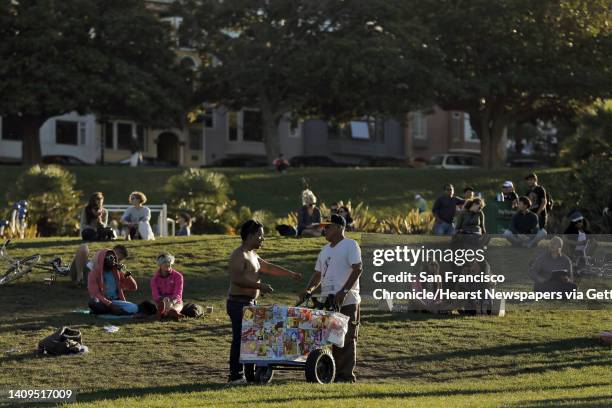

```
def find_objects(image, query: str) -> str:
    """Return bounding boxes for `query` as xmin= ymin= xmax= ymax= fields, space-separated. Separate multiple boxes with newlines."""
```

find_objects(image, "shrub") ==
xmin=6 ymin=165 xmax=82 ymax=236
xmin=319 ymin=200 xmax=379 ymax=233
xmin=165 ymin=168 xmax=235 ymax=234
xmin=378 ymin=210 xmax=435 ymax=234
xmin=551 ymin=153 xmax=612 ymax=233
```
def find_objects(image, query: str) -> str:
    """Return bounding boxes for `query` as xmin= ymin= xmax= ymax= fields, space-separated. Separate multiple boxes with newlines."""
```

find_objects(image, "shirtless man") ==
xmin=226 ymin=219 xmax=302 ymax=384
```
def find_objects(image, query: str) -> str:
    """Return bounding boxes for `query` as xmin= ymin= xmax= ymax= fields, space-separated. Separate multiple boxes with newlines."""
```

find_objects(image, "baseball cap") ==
xmin=502 ymin=181 xmax=514 ymax=188
xmin=319 ymin=214 xmax=346 ymax=228
xmin=570 ymin=212 xmax=584 ymax=222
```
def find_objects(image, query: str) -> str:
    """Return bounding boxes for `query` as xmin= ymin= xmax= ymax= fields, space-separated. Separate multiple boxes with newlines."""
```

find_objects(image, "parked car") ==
xmin=289 ymin=155 xmax=338 ymax=167
xmin=206 ymin=155 xmax=268 ymax=167
xmin=41 ymin=155 xmax=89 ymax=165
xmin=427 ymin=153 xmax=482 ymax=169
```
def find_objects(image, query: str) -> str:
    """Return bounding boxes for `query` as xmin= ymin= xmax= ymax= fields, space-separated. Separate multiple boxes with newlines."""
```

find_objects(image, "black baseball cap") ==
xmin=320 ymin=214 xmax=346 ymax=228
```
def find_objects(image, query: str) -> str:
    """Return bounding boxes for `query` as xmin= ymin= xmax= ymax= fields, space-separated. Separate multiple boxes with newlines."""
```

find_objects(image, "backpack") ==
xmin=37 ymin=327 xmax=83 ymax=356
xmin=545 ymin=190 xmax=554 ymax=212
xmin=182 ymin=303 xmax=205 ymax=318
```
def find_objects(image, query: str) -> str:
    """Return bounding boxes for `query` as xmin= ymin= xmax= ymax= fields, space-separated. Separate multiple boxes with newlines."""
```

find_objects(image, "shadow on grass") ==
xmin=70 ymin=381 xmax=612 ymax=406
xmin=75 ymin=383 xmax=228 ymax=403
xmin=511 ymin=395 xmax=612 ymax=408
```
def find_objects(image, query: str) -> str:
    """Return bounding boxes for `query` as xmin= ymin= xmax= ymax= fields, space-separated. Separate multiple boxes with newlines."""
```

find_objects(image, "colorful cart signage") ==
xmin=240 ymin=305 xmax=349 ymax=362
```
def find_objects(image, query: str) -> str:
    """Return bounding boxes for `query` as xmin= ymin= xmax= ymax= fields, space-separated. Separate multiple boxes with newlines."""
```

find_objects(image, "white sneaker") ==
xmin=227 ymin=377 xmax=247 ymax=386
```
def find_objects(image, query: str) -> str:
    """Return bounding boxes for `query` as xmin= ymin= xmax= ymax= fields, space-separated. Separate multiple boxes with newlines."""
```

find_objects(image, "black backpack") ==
xmin=38 ymin=327 xmax=83 ymax=356
xmin=182 ymin=303 xmax=205 ymax=318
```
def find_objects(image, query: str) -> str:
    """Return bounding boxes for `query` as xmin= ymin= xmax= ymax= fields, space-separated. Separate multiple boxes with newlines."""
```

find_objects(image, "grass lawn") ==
xmin=0 ymin=165 xmax=570 ymax=219
xmin=0 ymin=235 xmax=610 ymax=407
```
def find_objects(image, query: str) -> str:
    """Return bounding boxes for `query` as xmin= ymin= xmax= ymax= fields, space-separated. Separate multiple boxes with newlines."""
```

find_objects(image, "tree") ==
xmin=180 ymin=0 xmax=434 ymax=163
xmin=420 ymin=0 xmax=612 ymax=168
xmin=0 ymin=0 xmax=192 ymax=164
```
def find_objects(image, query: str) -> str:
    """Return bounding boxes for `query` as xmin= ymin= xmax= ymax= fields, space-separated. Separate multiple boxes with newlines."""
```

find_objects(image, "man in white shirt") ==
xmin=299 ymin=214 xmax=363 ymax=383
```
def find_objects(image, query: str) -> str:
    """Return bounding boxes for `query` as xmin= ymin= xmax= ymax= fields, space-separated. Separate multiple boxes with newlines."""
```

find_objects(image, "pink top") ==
xmin=151 ymin=268 xmax=184 ymax=302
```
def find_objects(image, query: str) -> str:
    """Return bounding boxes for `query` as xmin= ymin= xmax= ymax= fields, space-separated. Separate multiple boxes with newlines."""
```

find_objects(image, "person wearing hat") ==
xmin=501 ymin=181 xmax=519 ymax=208
xmin=299 ymin=214 xmax=363 ymax=383
xmin=525 ymin=173 xmax=548 ymax=229
xmin=528 ymin=236 xmax=575 ymax=293
xmin=151 ymin=253 xmax=184 ymax=320
xmin=564 ymin=211 xmax=593 ymax=259
xmin=414 ymin=194 xmax=428 ymax=213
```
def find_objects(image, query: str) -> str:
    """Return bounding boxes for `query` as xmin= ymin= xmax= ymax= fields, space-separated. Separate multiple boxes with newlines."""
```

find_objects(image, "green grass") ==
xmin=0 ymin=165 xmax=570 ymax=219
xmin=0 ymin=235 xmax=610 ymax=407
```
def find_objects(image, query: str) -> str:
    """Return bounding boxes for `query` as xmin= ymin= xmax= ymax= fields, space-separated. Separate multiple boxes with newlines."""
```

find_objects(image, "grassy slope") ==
xmin=0 ymin=235 xmax=610 ymax=407
xmin=0 ymin=165 xmax=569 ymax=219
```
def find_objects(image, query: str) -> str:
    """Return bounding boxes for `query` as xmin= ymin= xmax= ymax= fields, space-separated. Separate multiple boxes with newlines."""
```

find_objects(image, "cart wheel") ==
xmin=305 ymin=348 xmax=335 ymax=384
xmin=254 ymin=366 xmax=274 ymax=384
xmin=244 ymin=363 xmax=256 ymax=383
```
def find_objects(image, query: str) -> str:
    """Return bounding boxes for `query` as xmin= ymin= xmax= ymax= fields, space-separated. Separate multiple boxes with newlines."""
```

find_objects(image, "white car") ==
xmin=427 ymin=154 xmax=482 ymax=169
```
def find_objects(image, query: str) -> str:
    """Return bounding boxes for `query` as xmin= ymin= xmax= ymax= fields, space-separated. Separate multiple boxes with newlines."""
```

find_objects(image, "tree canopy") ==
xmin=0 ymin=0 xmax=192 ymax=163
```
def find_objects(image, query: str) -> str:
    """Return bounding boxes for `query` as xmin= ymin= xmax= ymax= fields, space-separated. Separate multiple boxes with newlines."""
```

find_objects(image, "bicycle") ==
xmin=0 ymin=240 xmax=70 ymax=285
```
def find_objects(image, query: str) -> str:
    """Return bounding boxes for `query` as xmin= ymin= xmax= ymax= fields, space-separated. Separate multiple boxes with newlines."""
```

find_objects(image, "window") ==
xmin=189 ymin=128 xmax=202 ymax=150
xmin=104 ymin=123 xmax=114 ymax=149
xmin=117 ymin=122 xmax=134 ymax=150
xmin=411 ymin=112 xmax=427 ymax=140
xmin=200 ymin=108 xmax=214 ymax=128
xmin=55 ymin=120 xmax=78 ymax=145
xmin=464 ymin=113 xmax=479 ymax=141
xmin=242 ymin=110 xmax=263 ymax=142
xmin=1 ymin=116 xmax=22 ymax=140
xmin=228 ymin=112 xmax=238 ymax=141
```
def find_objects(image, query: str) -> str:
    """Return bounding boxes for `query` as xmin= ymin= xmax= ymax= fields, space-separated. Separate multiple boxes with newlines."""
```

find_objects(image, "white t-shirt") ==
xmin=315 ymin=238 xmax=362 ymax=306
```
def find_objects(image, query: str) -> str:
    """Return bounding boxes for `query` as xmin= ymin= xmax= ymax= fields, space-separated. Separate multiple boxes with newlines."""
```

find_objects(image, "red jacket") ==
xmin=87 ymin=249 xmax=137 ymax=306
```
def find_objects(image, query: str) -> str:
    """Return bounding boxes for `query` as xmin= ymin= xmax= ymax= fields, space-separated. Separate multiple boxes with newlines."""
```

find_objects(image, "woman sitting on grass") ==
xmin=87 ymin=248 xmax=138 ymax=315
xmin=80 ymin=192 xmax=109 ymax=241
xmin=121 ymin=191 xmax=153 ymax=240
xmin=455 ymin=198 xmax=489 ymax=247
xmin=151 ymin=253 xmax=184 ymax=320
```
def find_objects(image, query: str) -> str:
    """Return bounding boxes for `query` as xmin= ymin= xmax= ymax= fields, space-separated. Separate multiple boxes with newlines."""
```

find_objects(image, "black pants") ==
xmin=332 ymin=303 xmax=360 ymax=382
xmin=226 ymin=297 xmax=255 ymax=380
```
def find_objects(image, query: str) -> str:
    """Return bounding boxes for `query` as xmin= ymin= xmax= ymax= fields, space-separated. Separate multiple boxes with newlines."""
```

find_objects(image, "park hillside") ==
xmin=0 ymin=165 xmax=611 ymax=407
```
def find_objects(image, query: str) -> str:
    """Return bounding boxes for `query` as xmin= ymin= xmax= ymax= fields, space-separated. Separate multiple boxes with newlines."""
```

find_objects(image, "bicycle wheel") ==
xmin=0 ymin=254 xmax=41 ymax=285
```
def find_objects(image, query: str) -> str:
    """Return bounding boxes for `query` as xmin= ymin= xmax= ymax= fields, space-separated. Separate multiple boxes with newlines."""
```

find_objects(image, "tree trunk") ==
xmin=260 ymin=105 xmax=282 ymax=165
xmin=470 ymin=111 xmax=507 ymax=169
xmin=19 ymin=116 xmax=45 ymax=165
xmin=403 ymin=112 xmax=413 ymax=165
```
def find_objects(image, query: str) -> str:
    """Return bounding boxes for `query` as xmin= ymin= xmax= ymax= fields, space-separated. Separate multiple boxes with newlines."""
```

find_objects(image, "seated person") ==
xmin=563 ymin=211 xmax=594 ymax=260
xmin=176 ymin=212 xmax=192 ymax=236
xmin=455 ymin=198 xmax=489 ymax=246
xmin=501 ymin=181 xmax=519 ymax=208
xmin=338 ymin=205 xmax=354 ymax=231
xmin=273 ymin=154 xmax=290 ymax=172
xmin=151 ymin=253 xmax=184 ymax=319
xmin=121 ymin=191 xmax=152 ymax=240
xmin=297 ymin=189 xmax=322 ymax=237
xmin=528 ymin=237 xmax=576 ymax=294
xmin=460 ymin=260 xmax=494 ymax=315
xmin=410 ymin=261 xmax=444 ymax=313
xmin=87 ymin=248 xmax=138 ymax=315
xmin=80 ymin=192 xmax=109 ymax=241
xmin=70 ymin=244 xmax=128 ymax=287
xmin=503 ymin=196 xmax=547 ymax=248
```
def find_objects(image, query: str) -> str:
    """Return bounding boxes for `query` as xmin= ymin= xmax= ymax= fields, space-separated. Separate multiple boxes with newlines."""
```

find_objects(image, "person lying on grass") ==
xmin=87 ymin=248 xmax=138 ymax=315
xmin=151 ymin=253 xmax=184 ymax=320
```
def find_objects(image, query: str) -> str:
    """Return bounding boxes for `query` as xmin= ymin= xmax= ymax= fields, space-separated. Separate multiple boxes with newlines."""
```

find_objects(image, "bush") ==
xmin=165 ymin=168 xmax=235 ymax=234
xmin=6 ymin=165 xmax=82 ymax=236
xmin=165 ymin=169 xmax=272 ymax=234
xmin=550 ymin=153 xmax=612 ymax=233
xmin=378 ymin=210 xmax=435 ymax=234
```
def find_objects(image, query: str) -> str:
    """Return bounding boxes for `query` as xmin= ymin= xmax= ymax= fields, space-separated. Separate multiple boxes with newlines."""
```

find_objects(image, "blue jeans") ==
xmin=226 ymin=297 xmax=256 ymax=379
xmin=433 ymin=221 xmax=455 ymax=235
